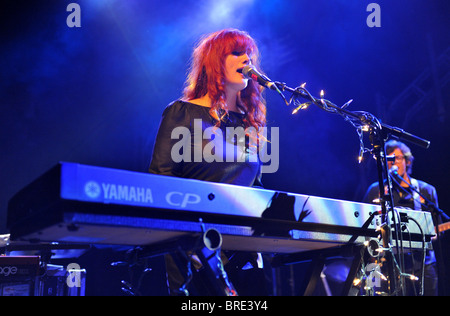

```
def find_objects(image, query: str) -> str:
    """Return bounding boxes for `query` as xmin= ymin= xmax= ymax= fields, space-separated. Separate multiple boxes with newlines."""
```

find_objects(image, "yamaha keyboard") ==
xmin=7 ymin=162 xmax=436 ymax=253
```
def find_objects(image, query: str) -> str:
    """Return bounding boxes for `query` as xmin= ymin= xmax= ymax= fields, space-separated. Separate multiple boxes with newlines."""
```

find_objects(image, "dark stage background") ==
xmin=1 ymin=0 xmax=449 ymax=295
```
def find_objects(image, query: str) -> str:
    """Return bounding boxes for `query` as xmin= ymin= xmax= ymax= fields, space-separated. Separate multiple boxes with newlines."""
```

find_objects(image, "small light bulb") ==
xmin=341 ymin=99 xmax=353 ymax=109
xmin=353 ymin=278 xmax=362 ymax=286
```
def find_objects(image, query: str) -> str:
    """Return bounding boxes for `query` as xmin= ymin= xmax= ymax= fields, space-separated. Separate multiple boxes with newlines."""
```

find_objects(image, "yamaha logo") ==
xmin=83 ymin=181 xmax=154 ymax=204
xmin=84 ymin=181 xmax=101 ymax=198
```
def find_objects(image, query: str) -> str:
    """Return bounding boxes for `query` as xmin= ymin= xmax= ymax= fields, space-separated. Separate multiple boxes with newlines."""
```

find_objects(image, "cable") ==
xmin=407 ymin=216 xmax=426 ymax=296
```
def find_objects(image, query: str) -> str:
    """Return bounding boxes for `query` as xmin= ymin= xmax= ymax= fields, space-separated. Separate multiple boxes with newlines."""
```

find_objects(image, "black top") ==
xmin=149 ymin=100 xmax=262 ymax=187
xmin=363 ymin=178 xmax=439 ymax=211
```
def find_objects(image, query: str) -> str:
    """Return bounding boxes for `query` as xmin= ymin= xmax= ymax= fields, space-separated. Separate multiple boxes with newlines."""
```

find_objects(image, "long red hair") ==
xmin=183 ymin=29 xmax=266 ymax=132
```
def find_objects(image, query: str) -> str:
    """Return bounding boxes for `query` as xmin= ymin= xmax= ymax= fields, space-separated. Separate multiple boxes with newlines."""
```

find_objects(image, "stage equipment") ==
xmin=7 ymin=162 xmax=435 ymax=251
xmin=0 ymin=242 xmax=88 ymax=296
xmin=388 ymin=168 xmax=449 ymax=295
xmin=7 ymin=163 xmax=436 ymax=295
xmin=245 ymin=68 xmax=439 ymax=295
xmin=0 ymin=256 xmax=40 ymax=296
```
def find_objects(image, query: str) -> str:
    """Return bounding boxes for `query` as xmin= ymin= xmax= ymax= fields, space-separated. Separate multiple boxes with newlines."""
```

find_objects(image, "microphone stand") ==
xmin=272 ymin=80 xmax=432 ymax=295
xmin=389 ymin=172 xmax=449 ymax=295
xmin=389 ymin=172 xmax=449 ymax=223
xmin=273 ymin=81 xmax=431 ymax=149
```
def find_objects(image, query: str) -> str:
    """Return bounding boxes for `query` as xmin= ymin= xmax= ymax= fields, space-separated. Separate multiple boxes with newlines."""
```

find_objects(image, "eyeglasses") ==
xmin=393 ymin=155 xmax=405 ymax=162
xmin=387 ymin=155 xmax=406 ymax=163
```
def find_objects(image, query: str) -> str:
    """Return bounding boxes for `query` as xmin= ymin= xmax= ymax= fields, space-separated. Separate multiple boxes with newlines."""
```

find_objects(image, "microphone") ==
xmin=388 ymin=165 xmax=404 ymax=184
xmin=239 ymin=65 xmax=278 ymax=91
xmin=389 ymin=165 xmax=399 ymax=175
